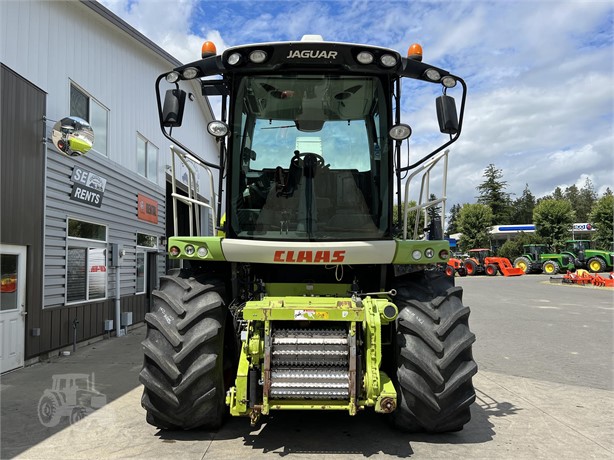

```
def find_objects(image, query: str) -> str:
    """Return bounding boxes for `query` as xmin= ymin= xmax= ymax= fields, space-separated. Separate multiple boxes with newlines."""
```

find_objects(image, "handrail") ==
xmin=402 ymin=149 xmax=449 ymax=240
xmin=169 ymin=144 xmax=217 ymax=237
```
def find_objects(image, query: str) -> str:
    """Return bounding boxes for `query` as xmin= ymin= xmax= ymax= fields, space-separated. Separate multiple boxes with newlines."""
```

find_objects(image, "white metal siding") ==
xmin=1 ymin=0 xmax=220 ymax=308
xmin=1 ymin=0 xmax=219 ymax=191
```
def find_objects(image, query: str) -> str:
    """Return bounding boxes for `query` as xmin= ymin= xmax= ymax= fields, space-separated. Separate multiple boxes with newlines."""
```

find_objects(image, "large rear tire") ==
xmin=140 ymin=273 xmax=227 ymax=430
xmin=391 ymin=270 xmax=477 ymax=433
xmin=464 ymin=259 xmax=478 ymax=276
xmin=587 ymin=257 xmax=605 ymax=273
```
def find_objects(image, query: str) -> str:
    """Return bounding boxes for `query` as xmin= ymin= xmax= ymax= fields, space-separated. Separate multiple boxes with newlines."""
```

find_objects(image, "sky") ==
xmin=100 ymin=0 xmax=614 ymax=213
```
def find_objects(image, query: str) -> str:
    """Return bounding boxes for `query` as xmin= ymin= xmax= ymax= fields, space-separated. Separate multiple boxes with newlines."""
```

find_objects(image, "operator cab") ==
xmin=230 ymin=74 xmax=389 ymax=241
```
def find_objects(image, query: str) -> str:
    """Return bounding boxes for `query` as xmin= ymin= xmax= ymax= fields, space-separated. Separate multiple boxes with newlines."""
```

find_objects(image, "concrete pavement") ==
xmin=1 ymin=304 xmax=613 ymax=459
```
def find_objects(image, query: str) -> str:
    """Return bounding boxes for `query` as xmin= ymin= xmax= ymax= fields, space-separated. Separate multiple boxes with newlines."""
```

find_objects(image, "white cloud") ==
xmin=99 ymin=0 xmax=614 ymax=212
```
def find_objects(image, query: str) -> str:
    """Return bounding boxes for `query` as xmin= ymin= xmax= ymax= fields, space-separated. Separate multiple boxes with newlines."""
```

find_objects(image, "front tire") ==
xmin=514 ymin=256 xmax=530 ymax=274
xmin=391 ymin=270 xmax=477 ymax=433
xmin=542 ymin=260 xmax=559 ymax=275
xmin=140 ymin=273 xmax=227 ymax=430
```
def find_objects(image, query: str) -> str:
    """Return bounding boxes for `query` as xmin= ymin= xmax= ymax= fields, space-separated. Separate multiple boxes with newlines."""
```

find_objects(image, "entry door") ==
xmin=0 ymin=245 xmax=27 ymax=373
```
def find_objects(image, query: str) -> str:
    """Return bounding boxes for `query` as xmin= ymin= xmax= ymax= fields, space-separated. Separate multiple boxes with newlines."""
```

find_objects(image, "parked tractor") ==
xmin=141 ymin=36 xmax=477 ymax=433
xmin=563 ymin=240 xmax=614 ymax=273
xmin=445 ymin=256 xmax=467 ymax=277
xmin=37 ymin=373 xmax=107 ymax=427
xmin=464 ymin=249 xmax=524 ymax=276
xmin=513 ymin=244 xmax=576 ymax=275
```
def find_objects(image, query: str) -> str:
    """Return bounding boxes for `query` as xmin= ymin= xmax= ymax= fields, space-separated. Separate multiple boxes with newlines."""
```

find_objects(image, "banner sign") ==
xmin=572 ymin=223 xmax=593 ymax=231
xmin=70 ymin=166 xmax=106 ymax=207
xmin=137 ymin=194 xmax=159 ymax=224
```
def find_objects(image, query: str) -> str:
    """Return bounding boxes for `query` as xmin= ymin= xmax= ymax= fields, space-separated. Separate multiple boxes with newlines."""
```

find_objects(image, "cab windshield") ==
xmin=229 ymin=74 xmax=390 ymax=241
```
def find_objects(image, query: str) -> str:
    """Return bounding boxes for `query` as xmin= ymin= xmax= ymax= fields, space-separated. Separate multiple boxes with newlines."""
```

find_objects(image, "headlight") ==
xmin=424 ymin=68 xmax=441 ymax=82
xmin=207 ymin=121 xmax=229 ymax=138
xmin=425 ymin=248 xmax=435 ymax=258
xmin=442 ymin=76 xmax=457 ymax=88
xmin=184 ymin=244 xmax=195 ymax=256
xmin=182 ymin=67 xmax=199 ymax=79
xmin=249 ymin=50 xmax=267 ymax=63
xmin=227 ymin=53 xmax=242 ymax=66
xmin=356 ymin=51 xmax=374 ymax=64
xmin=169 ymin=246 xmax=180 ymax=257
xmin=380 ymin=54 xmax=398 ymax=67
xmin=412 ymin=250 xmax=422 ymax=260
xmin=197 ymin=246 xmax=208 ymax=258
xmin=389 ymin=124 xmax=412 ymax=141
xmin=165 ymin=71 xmax=180 ymax=83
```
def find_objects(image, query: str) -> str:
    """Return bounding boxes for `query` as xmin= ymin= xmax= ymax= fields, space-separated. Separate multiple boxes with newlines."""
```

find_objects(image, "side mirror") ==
xmin=436 ymin=95 xmax=459 ymax=134
xmin=51 ymin=116 xmax=94 ymax=157
xmin=162 ymin=89 xmax=186 ymax=127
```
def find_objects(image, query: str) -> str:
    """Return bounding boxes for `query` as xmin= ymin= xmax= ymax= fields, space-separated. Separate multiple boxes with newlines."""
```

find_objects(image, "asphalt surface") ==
xmin=1 ymin=274 xmax=613 ymax=459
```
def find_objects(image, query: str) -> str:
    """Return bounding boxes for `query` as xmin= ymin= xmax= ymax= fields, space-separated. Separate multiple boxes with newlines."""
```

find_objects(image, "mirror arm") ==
xmin=397 ymin=77 xmax=466 ymax=172
xmin=155 ymin=74 xmax=221 ymax=171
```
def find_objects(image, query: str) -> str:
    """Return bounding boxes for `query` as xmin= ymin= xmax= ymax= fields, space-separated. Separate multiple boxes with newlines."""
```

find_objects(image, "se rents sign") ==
xmin=70 ymin=167 xmax=107 ymax=207
xmin=138 ymin=194 xmax=158 ymax=224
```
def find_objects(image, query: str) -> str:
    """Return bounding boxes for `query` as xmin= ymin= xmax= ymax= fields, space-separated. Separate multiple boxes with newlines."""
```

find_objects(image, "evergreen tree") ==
xmin=510 ymin=184 xmax=535 ymax=223
xmin=563 ymin=184 xmax=581 ymax=216
xmin=476 ymin=164 xmax=511 ymax=224
xmin=446 ymin=203 xmax=462 ymax=235
xmin=552 ymin=187 xmax=564 ymax=200
xmin=577 ymin=177 xmax=597 ymax=222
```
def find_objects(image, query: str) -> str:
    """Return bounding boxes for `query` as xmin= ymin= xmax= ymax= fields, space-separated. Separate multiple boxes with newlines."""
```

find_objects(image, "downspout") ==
xmin=115 ymin=265 xmax=121 ymax=337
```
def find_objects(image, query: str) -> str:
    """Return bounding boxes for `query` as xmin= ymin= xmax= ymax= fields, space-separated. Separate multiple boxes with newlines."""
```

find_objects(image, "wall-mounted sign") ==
xmin=138 ymin=194 xmax=158 ymax=224
xmin=69 ymin=166 xmax=107 ymax=207
xmin=572 ymin=223 xmax=594 ymax=231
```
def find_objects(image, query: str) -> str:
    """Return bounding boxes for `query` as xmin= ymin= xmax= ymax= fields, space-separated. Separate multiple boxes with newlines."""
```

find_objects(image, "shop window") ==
xmin=137 ymin=134 xmax=158 ymax=181
xmin=70 ymin=83 xmax=108 ymax=156
xmin=66 ymin=219 xmax=107 ymax=303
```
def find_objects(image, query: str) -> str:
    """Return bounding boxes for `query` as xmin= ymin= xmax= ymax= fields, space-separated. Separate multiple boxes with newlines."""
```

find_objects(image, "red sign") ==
xmin=137 ymin=194 xmax=158 ymax=224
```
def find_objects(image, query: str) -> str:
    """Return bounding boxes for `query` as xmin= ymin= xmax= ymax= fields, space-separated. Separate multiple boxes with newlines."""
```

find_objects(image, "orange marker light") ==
xmin=408 ymin=43 xmax=423 ymax=62
xmin=202 ymin=41 xmax=217 ymax=58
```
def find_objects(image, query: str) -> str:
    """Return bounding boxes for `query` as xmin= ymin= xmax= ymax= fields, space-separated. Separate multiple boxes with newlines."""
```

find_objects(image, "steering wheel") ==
xmin=292 ymin=151 xmax=325 ymax=168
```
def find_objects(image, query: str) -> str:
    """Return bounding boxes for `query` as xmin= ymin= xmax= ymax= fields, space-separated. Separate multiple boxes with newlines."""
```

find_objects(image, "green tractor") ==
xmin=513 ymin=244 xmax=576 ymax=275
xmin=141 ymin=36 xmax=477 ymax=433
xmin=564 ymin=240 xmax=614 ymax=273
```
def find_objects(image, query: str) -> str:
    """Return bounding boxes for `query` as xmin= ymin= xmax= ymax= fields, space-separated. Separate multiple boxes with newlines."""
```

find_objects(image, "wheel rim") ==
xmin=517 ymin=261 xmax=527 ymax=272
xmin=40 ymin=401 xmax=54 ymax=423
xmin=589 ymin=260 xmax=601 ymax=272
xmin=544 ymin=264 xmax=554 ymax=274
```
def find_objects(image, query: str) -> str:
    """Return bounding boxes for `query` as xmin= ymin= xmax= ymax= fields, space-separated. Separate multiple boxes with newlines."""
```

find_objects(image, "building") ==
xmin=449 ymin=222 xmax=597 ymax=251
xmin=0 ymin=0 xmax=218 ymax=372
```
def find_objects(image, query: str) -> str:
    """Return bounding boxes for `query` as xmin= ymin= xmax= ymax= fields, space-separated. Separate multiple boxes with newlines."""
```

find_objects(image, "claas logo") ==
xmin=273 ymin=250 xmax=345 ymax=263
